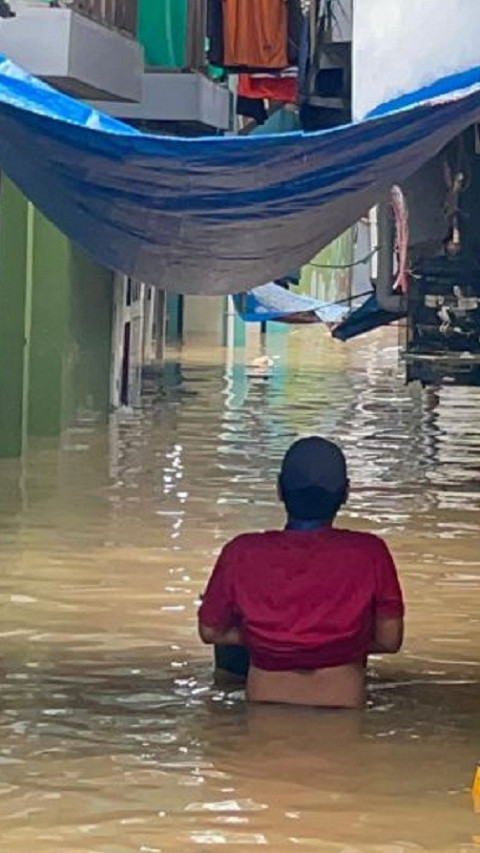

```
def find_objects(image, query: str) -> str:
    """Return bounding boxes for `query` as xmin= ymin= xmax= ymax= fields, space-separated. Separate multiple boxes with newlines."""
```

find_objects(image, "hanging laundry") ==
xmin=208 ymin=0 xmax=302 ymax=70
xmin=236 ymin=95 xmax=268 ymax=125
xmin=298 ymin=8 xmax=310 ymax=102
xmin=238 ymin=73 xmax=298 ymax=105
xmin=208 ymin=64 xmax=225 ymax=82
xmin=297 ymin=0 xmax=351 ymax=131
xmin=287 ymin=0 xmax=303 ymax=66
xmin=138 ymin=0 xmax=188 ymax=69
xmin=223 ymin=0 xmax=289 ymax=70
xmin=186 ymin=0 xmax=207 ymax=70
xmin=250 ymin=106 xmax=301 ymax=135
xmin=207 ymin=0 xmax=224 ymax=67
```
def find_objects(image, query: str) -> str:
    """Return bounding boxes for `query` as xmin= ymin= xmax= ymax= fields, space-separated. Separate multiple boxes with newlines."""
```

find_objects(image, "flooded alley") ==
xmin=0 ymin=327 xmax=479 ymax=853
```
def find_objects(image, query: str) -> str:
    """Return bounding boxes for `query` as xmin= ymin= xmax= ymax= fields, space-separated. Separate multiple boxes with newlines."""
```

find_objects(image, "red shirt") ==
xmin=199 ymin=528 xmax=404 ymax=671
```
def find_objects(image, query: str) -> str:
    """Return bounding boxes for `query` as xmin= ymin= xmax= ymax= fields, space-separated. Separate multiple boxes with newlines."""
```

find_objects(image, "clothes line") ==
xmin=1 ymin=57 xmax=480 ymax=294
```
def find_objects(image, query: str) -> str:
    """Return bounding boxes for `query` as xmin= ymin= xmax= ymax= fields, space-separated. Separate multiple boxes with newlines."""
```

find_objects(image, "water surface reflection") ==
xmin=0 ymin=328 xmax=479 ymax=852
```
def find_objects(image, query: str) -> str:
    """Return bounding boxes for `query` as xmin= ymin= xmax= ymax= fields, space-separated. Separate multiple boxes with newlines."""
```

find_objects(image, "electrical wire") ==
xmin=307 ymin=247 xmax=378 ymax=270
xmin=323 ymin=288 xmax=373 ymax=308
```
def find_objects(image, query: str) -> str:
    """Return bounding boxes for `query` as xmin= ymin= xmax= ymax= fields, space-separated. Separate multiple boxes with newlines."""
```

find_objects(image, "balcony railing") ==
xmin=72 ymin=0 xmax=137 ymax=37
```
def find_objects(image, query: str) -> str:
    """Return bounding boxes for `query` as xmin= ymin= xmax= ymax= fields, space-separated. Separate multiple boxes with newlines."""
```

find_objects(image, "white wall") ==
xmin=353 ymin=0 xmax=480 ymax=120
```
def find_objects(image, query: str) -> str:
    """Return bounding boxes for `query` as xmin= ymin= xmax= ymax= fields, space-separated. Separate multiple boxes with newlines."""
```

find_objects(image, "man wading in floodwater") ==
xmin=198 ymin=437 xmax=404 ymax=708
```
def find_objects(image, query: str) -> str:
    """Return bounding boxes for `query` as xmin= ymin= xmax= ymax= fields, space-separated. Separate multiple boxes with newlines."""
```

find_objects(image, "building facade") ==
xmin=0 ymin=0 xmax=233 ymax=456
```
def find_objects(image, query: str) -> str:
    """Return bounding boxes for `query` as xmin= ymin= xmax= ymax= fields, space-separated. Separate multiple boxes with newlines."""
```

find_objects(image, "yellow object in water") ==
xmin=473 ymin=764 xmax=480 ymax=812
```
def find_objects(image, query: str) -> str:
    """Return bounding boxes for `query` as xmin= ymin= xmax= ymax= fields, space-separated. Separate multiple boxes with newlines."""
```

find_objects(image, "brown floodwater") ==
xmin=0 ymin=326 xmax=480 ymax=853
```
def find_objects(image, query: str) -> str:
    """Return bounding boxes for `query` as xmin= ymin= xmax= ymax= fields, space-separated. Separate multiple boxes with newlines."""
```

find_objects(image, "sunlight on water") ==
xmin=0 ymin=327 xmax=479 ymax=852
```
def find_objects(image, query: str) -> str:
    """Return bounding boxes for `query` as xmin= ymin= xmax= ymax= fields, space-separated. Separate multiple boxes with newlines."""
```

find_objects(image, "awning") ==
xmin=1 ymin=57 xmax=480 ymax=294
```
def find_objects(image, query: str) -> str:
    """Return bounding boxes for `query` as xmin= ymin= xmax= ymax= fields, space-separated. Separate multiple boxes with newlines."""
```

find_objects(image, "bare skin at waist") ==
xmin=203 ymin=619 xmax=403 ymax=709
xmin=246 ymin=662 xmax=366 ymax=708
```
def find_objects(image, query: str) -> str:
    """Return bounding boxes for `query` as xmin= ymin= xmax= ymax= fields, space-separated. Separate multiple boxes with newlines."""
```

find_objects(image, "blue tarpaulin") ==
xmin=233 ymin=283 xmax=350 ymax=324
xmin=1 ymin=57 xmax=480 ymax=294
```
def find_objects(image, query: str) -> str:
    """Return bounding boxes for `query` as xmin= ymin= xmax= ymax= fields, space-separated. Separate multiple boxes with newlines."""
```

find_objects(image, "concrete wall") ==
xmin=0 ymin=8 xmax=143 ymax=101
xmin=183 ymin=296 xmax=227 ymax=344
xmin=353 ymin=0 xmax=480 ymax=119
xmin=93 ymin=71 xmax=231 ymax=131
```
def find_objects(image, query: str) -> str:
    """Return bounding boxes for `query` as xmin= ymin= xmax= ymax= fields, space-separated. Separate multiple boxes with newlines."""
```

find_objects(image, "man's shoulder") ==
xmin=221 ymin=529 xmax=390 ymax=557
xmin=333 ymin=528 xmax=388 ymax=552
xmin=220 ymin=530 xmax=289 ymax=562
xmin=222 ymin=530 xmax=279 ymax=553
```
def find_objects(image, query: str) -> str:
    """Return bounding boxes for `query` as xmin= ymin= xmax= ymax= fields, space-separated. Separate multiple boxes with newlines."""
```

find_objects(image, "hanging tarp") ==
xmin=332 ymin=294 xmax=405 ymax=342
xmin=2 ymin=58 xmax=480 ymax=294
xmin=233 ymin=282 xmax=350 ymax=324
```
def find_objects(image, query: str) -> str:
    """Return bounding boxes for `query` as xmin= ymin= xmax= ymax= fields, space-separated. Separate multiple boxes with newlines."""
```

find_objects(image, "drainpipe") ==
xmin=375 ymin=198 xmax=407 ymax=314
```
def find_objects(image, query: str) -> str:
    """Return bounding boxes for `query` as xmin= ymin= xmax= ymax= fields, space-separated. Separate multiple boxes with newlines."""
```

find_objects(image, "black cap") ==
xmin=280 ymin=437 xmax=348 ymax=494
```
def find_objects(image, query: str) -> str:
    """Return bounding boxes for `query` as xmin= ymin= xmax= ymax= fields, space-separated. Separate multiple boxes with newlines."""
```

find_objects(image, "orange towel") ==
xmin=223 ymin=0 xmax=289 ymax=69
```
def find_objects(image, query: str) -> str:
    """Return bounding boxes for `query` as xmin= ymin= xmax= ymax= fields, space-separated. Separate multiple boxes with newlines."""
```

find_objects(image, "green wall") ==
xmin=138 ymin=0 xmax=188 ymax=68
xmin=300 ymin=230 xmax=354 ymax=304
xmin=64 ymin=245 xmax=113 ymax=426
xmin=0 ymin=179 xmax=114 ymax=457
xmin=0 ymin=178 xmax=32 ymax=457
xmin=28 ymin=210 xmax=71 ymax=437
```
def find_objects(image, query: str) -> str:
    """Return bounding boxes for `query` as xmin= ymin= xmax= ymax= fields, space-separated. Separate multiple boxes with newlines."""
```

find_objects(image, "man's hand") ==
xmin=198 ymin=622 xmax=243 ymax=646
xmin=370 ymin=617 xmax=404 ymax=654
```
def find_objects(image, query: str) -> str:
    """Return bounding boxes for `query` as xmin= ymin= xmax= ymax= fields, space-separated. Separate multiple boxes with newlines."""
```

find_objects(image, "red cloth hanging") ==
xmin=238 ymin=74 xmax=298 ymax=104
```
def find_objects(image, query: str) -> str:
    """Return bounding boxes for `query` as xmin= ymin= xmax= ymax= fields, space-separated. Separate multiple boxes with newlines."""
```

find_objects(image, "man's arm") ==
xmin=198 ymin=623 xmax=243 ymax=646
xmin=198 ymin=541 xmax=241 ymax=646
xmin=372 ymin=539 xmax=405 ymax=655
xmin=370 ymin=616 xmax=404 ymax=654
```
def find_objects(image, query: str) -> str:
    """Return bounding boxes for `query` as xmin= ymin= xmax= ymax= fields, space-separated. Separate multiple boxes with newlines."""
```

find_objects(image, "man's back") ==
xmin=200 ymin=527 xmax=403 ymax=674
xmin=198 ymin=436 xmax=404 ymax=707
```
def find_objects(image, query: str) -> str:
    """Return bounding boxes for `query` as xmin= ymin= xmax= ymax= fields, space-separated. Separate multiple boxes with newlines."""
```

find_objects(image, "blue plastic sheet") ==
xmin=233 ymin=283 xmax=350 ymax=324
xmin=1 ymin=57 xmax=480 ymax=294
